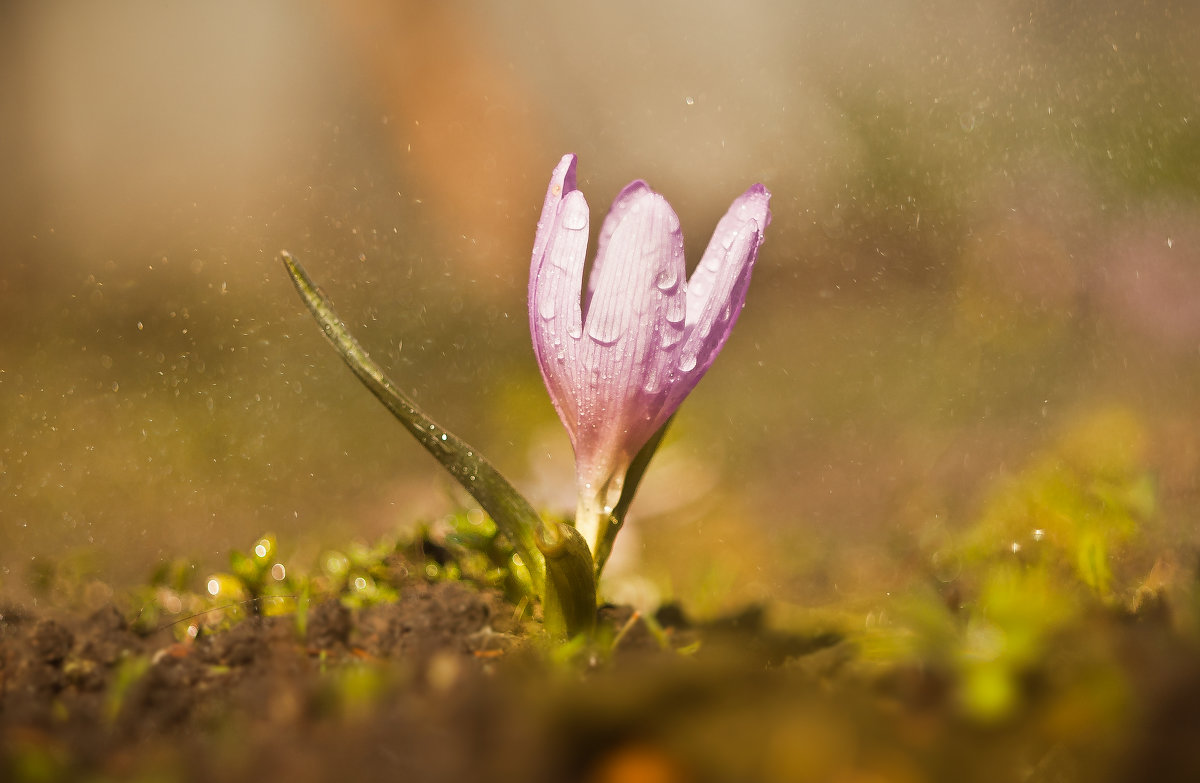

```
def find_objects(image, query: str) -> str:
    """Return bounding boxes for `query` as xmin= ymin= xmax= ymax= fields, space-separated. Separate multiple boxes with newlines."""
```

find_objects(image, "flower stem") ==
xmin=573 ymin=490 xmax=608 ymax=569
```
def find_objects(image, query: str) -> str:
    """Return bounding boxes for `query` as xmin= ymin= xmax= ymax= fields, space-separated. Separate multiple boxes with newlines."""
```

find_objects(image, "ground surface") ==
xmin=4 ymin=546 xmax=1200 ymax=783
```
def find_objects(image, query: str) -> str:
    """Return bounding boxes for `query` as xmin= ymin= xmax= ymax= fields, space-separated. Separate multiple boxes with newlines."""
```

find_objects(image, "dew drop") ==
xmin=567 ymin=322 xmax=583 ymax=339
xmin=538 ymin=289 xmax=556 ymax=320
xmin=603 ymin=479 xmax=624 ymax=513
xmin=654 ymin=267 xmax=679 ymax=292
xmin=587 ymin=315 xmax=623 ymax=345
xmin=562 ymin=207 xmax=587 ymax=231
xmin=720 ymin=231 xmax=736 ymax=250
xmin=660 ymin=329 xmax=681 ymax=349
xmin=679 ymin=353 xmax=698 ymax=372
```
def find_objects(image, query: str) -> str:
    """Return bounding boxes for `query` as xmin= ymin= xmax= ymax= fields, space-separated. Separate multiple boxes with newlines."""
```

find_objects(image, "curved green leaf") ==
xmin=281 ymin=252 xmax=546 ymax=595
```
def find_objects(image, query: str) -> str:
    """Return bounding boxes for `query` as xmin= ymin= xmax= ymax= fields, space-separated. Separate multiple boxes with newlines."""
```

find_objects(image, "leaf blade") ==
xmin=281 ymin=252 xmax=546 ymax=594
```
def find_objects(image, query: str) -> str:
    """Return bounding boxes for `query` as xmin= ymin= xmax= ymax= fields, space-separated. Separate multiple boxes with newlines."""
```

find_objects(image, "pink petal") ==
xmin=531 ymin=154 xmax=578 ymax=266
xmin=664 ymin=185 xmax=771 ymax=415
xmin=677 ymin=222 xmax=760 ymax=378
xmin=585 ymin=180 xmax=653 ymax=314
xmin=573 ymin=188 xmax=686 ymax=486
xmin=686 ymin=184 xmax=772 ymax=328
xmin=529 ymin=160 xmax=589 ymax=447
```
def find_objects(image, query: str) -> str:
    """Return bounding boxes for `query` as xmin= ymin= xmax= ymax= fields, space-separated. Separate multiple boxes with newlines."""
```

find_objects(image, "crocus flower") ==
xmin=529 ymin=154 xmax=771 ymax=557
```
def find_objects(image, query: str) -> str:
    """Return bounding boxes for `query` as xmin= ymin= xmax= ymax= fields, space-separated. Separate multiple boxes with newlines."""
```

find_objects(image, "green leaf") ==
xmin=537 ymin=520 xmax=597 ymax=638
xmin=593 ymin=415 xmax=674 ymax=577
xmin=281 ymin=252 xmax=546 ymax=596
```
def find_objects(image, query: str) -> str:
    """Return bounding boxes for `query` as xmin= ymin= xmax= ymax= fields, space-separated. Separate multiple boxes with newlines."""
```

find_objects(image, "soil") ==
xmin=3 ymin=573 xmax=1200 ymax=783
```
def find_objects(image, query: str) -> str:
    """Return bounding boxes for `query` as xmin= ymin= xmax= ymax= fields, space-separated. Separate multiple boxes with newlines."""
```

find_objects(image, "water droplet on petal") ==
xmin=538 ymin=289 xmax=556 ymax=320
xmin=720 ymin=231 xmax=735 ymax=250
xmin=654 ymin=267 xmax=680 ymax=292
xmin=587 ymin=315 xmax=623 ymax=345
xmin=679 ymin=353 xmax=698 ymax=372
xmin=567 ymin=322 xmax=583 ymax=339
xmin=660 ymin=329 xmax=681 ymax=349
xmin=563 ymin=208 xmax=587 ymax=231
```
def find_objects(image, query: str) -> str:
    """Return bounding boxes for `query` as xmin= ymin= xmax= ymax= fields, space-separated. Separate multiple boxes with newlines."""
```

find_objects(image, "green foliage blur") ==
xmin=859 ymin=407 xmax=1186 ymax=727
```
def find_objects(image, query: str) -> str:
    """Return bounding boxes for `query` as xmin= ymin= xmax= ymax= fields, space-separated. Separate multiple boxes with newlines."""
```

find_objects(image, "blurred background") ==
xmin=2 ymin=0 xmax=1198 ymax=615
